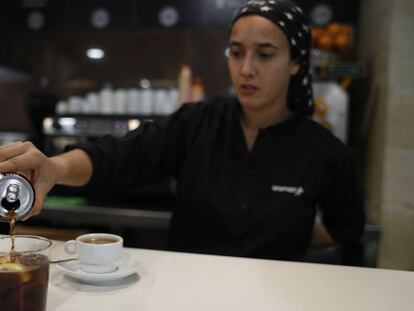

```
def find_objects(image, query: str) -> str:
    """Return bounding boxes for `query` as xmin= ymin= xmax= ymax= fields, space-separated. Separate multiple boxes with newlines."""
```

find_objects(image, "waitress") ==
xmin=0 ymin=0 xmax=364 ymax=261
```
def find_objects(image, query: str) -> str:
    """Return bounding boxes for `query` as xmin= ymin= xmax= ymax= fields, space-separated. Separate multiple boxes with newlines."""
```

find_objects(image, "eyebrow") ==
xmin=257 ymin=43 xmax=279 ymax=50
xmin=229 ymin=41 xmax=280 ymax=51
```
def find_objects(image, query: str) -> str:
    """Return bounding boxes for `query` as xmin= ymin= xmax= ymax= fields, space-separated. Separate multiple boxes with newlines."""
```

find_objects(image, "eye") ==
xmin=226 ymin=48 xmax=243 ymax=59
xmin=258 ymin=52 xmax=274 ymax=60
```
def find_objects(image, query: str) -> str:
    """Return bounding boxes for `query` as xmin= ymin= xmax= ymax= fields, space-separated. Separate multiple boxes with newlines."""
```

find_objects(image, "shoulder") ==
xmin=169 ymin=96 xmax=236 ymax=127
xmin=294 ymin=117 xmax=351 ymax=164
xmin=176 ymin=96 xmax=236 ymax=117
xmin=296 ymin=117 xmax=346 ymax=148
xmin=159 ymin=96 xmax=236 ymax=144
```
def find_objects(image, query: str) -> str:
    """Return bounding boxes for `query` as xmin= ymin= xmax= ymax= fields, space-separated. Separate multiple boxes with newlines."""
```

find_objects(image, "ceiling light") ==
xmin=86 ymin=48 xmax=105 ymax=60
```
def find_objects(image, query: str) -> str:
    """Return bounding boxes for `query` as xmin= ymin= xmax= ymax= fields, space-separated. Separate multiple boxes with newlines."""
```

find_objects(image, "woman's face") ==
xmin=228 ymin=15 xmax=299 ymax=113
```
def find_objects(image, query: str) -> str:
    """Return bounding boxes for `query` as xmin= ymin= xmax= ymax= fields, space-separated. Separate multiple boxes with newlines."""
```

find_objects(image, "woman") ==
xmin=0 ymin=0 xmax=364 ymax=261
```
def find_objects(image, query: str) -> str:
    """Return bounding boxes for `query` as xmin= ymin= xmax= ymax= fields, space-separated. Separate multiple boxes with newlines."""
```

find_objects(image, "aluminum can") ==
xmin=0 ymin=173 xmax=35 ymax=222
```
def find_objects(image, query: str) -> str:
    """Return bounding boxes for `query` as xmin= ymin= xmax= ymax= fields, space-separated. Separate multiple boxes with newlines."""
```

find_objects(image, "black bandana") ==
xmin=231 ymin=0 xmax=313 ymax=116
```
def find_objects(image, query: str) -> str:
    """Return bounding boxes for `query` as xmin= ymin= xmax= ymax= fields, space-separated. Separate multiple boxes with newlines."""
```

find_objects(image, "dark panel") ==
xmin=0 ymin=0 xmax=9 ymax=29
xmin=295 ymin=0 xmax=359 ymax=25
xmin=201 ymin=0 xmax=245 ymax=28
xmin=67 ymin=0 xmax=133 ymax=31
xmin=0 ymin=81 xmax=33 ymax=132
xmin=5 ymin=0 xmax=360 ymax=32
xmin=202 ymin=0 xmax=360 ymax=29
xmin=1 ymin=1 xmax=16 ymax=70
xmin=10 ymin=0 xmax=70 ymax=32
xmin=136 ymin=0 xmax=203 ymax=30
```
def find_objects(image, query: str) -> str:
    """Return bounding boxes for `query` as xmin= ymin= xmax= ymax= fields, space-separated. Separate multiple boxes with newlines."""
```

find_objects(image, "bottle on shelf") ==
xmin=177 ymin=64 xmax=192 ymax=107
xmin=191 ymin=77 xmax=205 ymax=102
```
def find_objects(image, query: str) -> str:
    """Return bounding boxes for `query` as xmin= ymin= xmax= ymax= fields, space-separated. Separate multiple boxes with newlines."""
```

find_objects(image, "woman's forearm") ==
xmin=50 ymin=149 xmax=93 ymax=187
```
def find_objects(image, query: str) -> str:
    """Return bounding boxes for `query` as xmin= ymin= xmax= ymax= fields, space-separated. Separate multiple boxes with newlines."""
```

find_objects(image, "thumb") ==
xmin=23 ymin=179 xmax=53 ymax=220
xmin=22 ymin=193 xmax=44 ymax=221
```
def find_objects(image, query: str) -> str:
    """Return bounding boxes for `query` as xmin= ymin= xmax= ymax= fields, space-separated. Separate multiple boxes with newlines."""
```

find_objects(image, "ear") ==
xmin=289 ymin=59 xmax=300 ymax=76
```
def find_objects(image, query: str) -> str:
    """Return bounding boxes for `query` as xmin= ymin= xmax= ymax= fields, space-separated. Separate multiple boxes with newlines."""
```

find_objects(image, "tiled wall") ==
xmin=359 ymin=0 xmax=414 ymax=270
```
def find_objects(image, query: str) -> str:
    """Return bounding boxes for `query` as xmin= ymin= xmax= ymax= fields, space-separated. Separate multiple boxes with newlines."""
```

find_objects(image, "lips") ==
xmin=239 ymin=84 xmax=258 ymax=96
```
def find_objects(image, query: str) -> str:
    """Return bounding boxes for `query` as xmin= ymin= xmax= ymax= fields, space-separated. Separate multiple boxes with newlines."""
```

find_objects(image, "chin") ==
xmin=237 ymin=97 xmax=262 ymax=110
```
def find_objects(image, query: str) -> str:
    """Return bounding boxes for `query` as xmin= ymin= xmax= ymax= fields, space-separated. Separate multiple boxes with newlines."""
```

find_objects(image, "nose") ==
xmin=240 ymin=54 xmax=255 ymax=77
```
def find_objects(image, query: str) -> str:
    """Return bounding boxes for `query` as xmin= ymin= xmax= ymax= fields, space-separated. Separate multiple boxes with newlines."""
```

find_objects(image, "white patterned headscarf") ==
xmin=231 ymin=0 xmax=314 ymax=116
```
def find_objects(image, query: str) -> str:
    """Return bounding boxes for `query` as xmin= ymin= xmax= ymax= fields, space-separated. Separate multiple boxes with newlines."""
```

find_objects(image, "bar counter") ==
xmin=48 ymin=241 xmax=414 ymax=311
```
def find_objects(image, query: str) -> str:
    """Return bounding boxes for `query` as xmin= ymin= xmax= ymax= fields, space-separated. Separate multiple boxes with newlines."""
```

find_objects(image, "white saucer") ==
xmin=56 ymin=252 xmax=140 ymax=284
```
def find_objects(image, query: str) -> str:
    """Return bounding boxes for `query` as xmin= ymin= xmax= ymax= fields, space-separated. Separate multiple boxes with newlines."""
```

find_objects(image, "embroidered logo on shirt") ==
xmin=271 ymin=185 xmax=304 ymax=197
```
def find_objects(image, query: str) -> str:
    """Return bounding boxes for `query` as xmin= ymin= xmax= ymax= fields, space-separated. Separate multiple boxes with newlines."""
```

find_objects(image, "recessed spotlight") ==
xmin=86 ymin=48 xmax=105 ymax=60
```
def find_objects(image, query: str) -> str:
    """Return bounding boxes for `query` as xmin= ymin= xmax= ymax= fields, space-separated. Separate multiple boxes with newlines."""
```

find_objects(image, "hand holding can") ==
xmin=0 ymin=141 xmax=60 ymax=220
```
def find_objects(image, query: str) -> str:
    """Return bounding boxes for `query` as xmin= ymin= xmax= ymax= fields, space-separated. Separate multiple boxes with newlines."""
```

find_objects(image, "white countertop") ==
xmin=48 ymin=241 xmax=414 ymax=311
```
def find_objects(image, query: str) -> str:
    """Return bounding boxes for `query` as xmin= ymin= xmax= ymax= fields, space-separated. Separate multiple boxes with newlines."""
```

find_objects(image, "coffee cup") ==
xmin=64 ymin=233 xmax=123 ymax=273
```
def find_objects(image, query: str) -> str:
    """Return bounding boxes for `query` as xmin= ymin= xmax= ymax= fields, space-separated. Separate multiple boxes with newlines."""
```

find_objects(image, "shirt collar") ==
xmin=233 ymin=98 xmax=300 ymax=133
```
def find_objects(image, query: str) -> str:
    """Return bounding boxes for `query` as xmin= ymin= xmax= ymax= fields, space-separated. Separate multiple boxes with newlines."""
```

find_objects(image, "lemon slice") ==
xmin=0 ymin=262 xmax=32 ymax=282
xmin=0 ymin=262 xmax=26 ymax=272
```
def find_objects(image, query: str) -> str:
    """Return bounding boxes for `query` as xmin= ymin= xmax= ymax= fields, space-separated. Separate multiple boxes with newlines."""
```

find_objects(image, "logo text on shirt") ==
xmin=271 ymin=185 xmax=304 ymax=197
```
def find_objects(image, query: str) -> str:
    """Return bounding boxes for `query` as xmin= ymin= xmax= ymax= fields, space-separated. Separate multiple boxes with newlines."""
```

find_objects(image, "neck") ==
xmin=240 ymin=101 xmax=292 ymax=131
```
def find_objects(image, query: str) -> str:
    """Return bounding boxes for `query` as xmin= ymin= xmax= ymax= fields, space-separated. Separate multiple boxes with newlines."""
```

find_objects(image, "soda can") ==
xmin=0 ymin=173 xmax=35 ymax=222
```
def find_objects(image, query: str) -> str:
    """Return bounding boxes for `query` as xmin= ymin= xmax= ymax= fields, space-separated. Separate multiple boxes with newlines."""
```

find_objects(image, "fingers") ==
xmin=22 ymin=194 xmax=43 ymax=221
xmin=0 ymin=141 xmax=23 ymax=151
xmin=0 ymin=154 xmax=38 ymax=173
xmin=15 ymin=170 xmax=32 ymax=182
xmin=0 ymin=143 xmax=44 ymax=174
xmin=18 ymin=173 xmax=52 ymax=221
xmin=33 ymin=178 xmax=53 ymax=201
xmin=23 ymin=175 xmax=56 ymax=221
xmin=0 ymin=142 xmax=49 ymax=221
xmin=0 ymin=141 xmax=32 ymax=161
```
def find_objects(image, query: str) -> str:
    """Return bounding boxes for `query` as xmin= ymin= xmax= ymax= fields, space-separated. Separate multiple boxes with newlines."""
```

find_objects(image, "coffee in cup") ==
xmin=64 ymin=233 xmax=123 ymax=273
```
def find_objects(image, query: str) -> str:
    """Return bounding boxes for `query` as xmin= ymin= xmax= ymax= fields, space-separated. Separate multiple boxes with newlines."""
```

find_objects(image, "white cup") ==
xmin=140 ymin=89 xmax=153 ymax=115
xmin=127 ymin=89 xmax=141 ymax=114
xmin=64 ymin=233 xmax=123 ymax=273
xmin=100 ymin=87 xmax=113 ymax=114
xmin=86 ymin=92 xmax=99 ymax=114
xmin=114 ymin=89 xmax=127 ymax=114
xmin=68 ymin=96 xmax=84 ymax=114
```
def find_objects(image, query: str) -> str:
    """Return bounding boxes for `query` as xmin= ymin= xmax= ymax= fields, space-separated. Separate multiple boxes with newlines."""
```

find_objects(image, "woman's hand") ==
xmin=0 ymin=141 xmax=60 ymax=219
xmin=310 ymin=223 xmax=337 ymax=249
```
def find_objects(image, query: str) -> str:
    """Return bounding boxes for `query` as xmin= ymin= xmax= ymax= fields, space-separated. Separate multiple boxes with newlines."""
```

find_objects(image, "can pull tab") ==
xmin=1 ymin=183 xmax=21 ymax=210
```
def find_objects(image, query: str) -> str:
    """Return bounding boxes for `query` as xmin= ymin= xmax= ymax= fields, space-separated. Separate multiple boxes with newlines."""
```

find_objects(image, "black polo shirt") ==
xmin=75 ymin=97 xmax=364 ymax=261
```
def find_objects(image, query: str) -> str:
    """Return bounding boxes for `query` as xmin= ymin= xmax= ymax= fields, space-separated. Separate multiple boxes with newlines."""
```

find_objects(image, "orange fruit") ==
xmin=335 ymin=33 xmax=351 ymax=54
xmin=339 ymin=24 xmax=352 ymax=36
xmin=327 ymin=22 xmax=342 ymax=36
xmin=311 ymin=27 xmax=324 ymax=48
xmin=318 ymin=34 xmax=334 ymax=51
